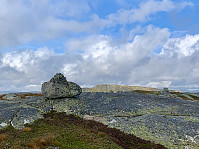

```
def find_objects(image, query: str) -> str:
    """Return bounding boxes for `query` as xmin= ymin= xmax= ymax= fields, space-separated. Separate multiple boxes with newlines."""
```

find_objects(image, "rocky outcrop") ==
xmin=41 ymin=73 xmax=82 ymax=99
xmin=82 ymin=84 xmax=160 ymax=93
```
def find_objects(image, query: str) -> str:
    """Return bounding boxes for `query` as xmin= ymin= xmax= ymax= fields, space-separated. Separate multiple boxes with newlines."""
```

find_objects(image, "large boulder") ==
xmin=163 ymin=87 xmax=169 ymax=93
xmin=41 ymin=73 xmax=82 ymax=99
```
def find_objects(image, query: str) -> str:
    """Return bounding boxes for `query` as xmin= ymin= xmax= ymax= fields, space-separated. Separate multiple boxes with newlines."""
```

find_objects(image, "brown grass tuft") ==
xmin=0 ymin=94 xmax=6 ymax=100
xmin=19 ymin=93 xmax=43 ymax=99
xmin=0 ymin=134 xmax=8 ymax=141
xmin=27 ymin=134 xmax=55 ymax=149
xmin=39 ymin=139 xmax=47 ymax=145
xmin=27 ymin=138 xmax=45 ymax=149
xmin=22 ymin=127 xmax=32 ymax=132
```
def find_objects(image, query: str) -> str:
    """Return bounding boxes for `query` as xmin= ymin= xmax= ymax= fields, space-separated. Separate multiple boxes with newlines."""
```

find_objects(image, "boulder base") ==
xmin=41 ymin=73 xmax=82 ymax=99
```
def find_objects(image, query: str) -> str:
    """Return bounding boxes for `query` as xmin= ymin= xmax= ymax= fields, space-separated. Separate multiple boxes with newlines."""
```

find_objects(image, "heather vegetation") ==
xmin=0 ymin=110 xmax=166 ymax=149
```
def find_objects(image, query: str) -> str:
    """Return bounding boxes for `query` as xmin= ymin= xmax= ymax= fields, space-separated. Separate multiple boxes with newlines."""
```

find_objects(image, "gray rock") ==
xmin=163 ymin=87 xmax=169 ymax=93
xmin=0 ymin=96 xmax=51 ymax=129
xmin=41 ymin=73 xmax=82 ymax=99
xmin=2 ymin=93 xmax=21 ymax=100
xmin=46 ymin=147 xmax=61 ymax=149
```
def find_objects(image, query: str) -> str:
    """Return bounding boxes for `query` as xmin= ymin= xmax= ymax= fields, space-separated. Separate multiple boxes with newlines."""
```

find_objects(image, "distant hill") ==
xmin=82 ymin=84 xmax=160 ymax=93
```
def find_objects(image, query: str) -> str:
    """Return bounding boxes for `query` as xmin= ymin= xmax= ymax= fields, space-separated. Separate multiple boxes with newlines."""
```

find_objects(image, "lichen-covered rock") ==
xmin=163 ymin=87 xmax=169 ymax=93
xmin=82 ymin=84 xmax=160 ymax=93
xmin=41 ymin=73 xmax=82 ymax=99
xmin=2 ymin=93 xmax=21 ymax=100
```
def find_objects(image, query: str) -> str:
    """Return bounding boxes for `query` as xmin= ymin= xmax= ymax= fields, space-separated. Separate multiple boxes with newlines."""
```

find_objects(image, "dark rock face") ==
xmin=41 ymin=73 xmax=82 ymax=99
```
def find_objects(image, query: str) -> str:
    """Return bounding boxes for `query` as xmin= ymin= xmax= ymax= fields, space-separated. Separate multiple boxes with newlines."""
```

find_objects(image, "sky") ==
xmin=0 ymin=0 xmax=199 ymax=92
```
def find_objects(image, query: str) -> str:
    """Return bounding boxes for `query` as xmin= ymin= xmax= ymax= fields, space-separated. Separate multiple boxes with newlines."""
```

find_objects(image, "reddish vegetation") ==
xmin=0 ymin=94 xmax=5 ymax=99
xmin=0 ymin=134 xmax=7 ymax=142
xmin=170 ymin=92 xmax=199 ymax=101
xmin=19 ymin=93 xmax=43 ymax=99
xmin=0 ymin=93 xmax=43 ymax=100
xmin=191 ymin=96 xmax=199 ymax=101
xmin=27 ymin=135 xmax=55 ymax=149
xmin=22 ymin=127 xmax=32 ymax=132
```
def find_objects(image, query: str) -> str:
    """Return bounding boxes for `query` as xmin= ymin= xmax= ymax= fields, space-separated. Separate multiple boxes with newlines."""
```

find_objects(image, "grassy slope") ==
xmin=0 ymin=110 xmax=166 ymax=149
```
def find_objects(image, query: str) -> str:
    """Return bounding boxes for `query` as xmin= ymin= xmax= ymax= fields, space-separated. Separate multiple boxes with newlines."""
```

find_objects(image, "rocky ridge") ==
xmin=82 ymin=84 xmax=160 ymax=93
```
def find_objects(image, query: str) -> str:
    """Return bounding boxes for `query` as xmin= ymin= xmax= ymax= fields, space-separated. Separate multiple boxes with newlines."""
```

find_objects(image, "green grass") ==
xmin=132 ymin=90 xmax=161 ymax=96
xmin=0 ymin=110 xmax=166 ymax=149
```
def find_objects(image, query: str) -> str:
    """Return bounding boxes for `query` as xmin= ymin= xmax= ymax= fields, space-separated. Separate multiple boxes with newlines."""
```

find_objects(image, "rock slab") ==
xmin=41 ymin=73 xmax=82 ymax=99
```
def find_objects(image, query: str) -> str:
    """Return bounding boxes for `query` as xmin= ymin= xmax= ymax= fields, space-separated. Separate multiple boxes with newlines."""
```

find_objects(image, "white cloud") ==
xmin=1 ymin=47 xmax=54 ymax=72
xmin=146 ymin=81 xmax=172 ymax=88
xmin=101 ymin=0 xmax=193 ymax=26
xmin=161 ymin=34 xmax=199 ymax=56
xmin=0 ymin=0 xmax=92 ymax=48
xmin=0 ymin=25 xmax=168 ymax=90
xmin=65 ymin=35 xmax=110 ymax=51
xmin=0 ymin=47 xmax=55 ymax=91
xmin=128 ymin=0 xmax=175 ymax=22
xmin=0 ymin=0 xmax=198 ymax=92
xmin=0 ymin=0 xmax=193 ymax=49
xmin=1 ymin=25 xmax=199 ymax=92
xmin=62 ymin=64 xmax=79 ymax=81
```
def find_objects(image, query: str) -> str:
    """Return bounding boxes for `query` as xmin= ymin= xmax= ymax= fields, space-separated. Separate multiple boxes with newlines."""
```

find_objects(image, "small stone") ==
xmin=163 ymin=88 xmax=169 ymax=93
xmin=41 ymin=73 xmax=82 ymax=99
xmin=46 ymin=147 xmax=61 ymax=149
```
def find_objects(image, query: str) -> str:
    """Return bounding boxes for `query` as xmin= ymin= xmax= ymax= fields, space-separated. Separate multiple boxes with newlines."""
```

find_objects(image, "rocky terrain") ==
xmin=82 ymin=84 xmax=160 ymax=93
xmin=0 ymin=90 xmax=199 ymax=148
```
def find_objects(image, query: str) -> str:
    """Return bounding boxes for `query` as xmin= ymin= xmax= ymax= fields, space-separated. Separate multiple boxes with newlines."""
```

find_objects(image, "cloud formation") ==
xmin=0 ymin=0 xmax=193 ymax=49
xmin=1 ymin=25 xmax=199 ymax=91
xmin=0 ymin=0 xmax=198 ymax=92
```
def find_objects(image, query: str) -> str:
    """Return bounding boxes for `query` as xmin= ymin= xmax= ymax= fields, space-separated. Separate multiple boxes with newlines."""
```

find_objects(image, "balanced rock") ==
xmin=163 ymin=87 xmax=169 ymax=93
xmin=41 ymin=73 xmax=82 ymax=99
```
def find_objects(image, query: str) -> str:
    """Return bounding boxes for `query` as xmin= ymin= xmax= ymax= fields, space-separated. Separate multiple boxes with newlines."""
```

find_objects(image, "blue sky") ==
xmin=0 ymin=0 xmax=199 ymax=92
